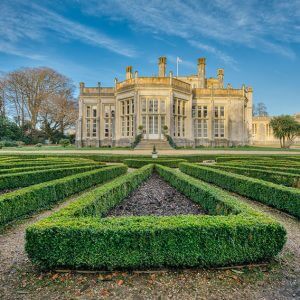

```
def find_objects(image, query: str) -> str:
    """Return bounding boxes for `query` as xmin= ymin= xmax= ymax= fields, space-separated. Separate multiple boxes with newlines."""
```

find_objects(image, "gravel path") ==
xmin=106 ymin=174 xmax=205 ymax=217
xmin=0 ymin=172 xmax=299 ymax=299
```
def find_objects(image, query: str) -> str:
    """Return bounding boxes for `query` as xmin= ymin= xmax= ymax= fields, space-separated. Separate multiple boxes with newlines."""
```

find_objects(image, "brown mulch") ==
xmin=106 ymin=174 xmax=205 ymax=217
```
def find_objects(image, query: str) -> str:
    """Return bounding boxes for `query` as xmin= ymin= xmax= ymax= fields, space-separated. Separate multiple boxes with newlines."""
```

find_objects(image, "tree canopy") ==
xmin=270 ymin=115 xmax=300 ymax=148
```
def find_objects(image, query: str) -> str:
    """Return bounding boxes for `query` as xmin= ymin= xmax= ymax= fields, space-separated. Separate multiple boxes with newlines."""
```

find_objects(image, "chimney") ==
xmin=158 ymin=56 xmax=167 ymax=77
xmin=197 ymin=58 xmax=206 ymax=88
xmin=126 ymin=66 xmax=132 ymax=80
xmin=217 ymin=69 xmax=224 ymax=88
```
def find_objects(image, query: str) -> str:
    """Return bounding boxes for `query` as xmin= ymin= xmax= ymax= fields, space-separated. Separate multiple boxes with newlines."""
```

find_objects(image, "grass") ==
xmin=0 ymin=145 xmax=299 ymax=151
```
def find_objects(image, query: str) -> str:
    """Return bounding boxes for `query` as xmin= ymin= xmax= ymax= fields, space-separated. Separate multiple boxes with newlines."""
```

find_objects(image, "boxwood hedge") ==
xmin=218 ymin=162 xmax=300 ymax=175
xmin=0 ymin=164 xmax=104 ymax=191
xmin=124 ymin=158 xmax=187 ymax=168
xmin=0 ymin=165 xmax=126 ymax=227
xmin=180 ymin=163 xmax=300 ymax=219
xmin=207 ymin=164 xmax=300 ymax=187
xmin=25 ymin=164 xmax=286 ymax=270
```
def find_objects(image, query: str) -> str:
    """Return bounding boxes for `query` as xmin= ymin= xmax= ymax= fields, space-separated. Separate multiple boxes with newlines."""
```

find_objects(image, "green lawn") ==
xmin=1 ymin=145 xmax=299 ymax=152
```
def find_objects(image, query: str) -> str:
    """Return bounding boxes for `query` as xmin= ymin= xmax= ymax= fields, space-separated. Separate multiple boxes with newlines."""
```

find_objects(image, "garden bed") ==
xmin=106 ymin=174 xmax=205 ymax=217
xmin=26 ymin=164 xmax=286 ymax=270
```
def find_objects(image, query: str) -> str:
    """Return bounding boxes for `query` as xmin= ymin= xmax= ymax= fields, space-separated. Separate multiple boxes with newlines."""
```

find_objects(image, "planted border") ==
xmin=25 ymin=164 xmax=286 ymax=270
xmin=0 ymin=165 xmax=126 ymax=227
xmin=180 ymin=163 xmax=300 ymax=218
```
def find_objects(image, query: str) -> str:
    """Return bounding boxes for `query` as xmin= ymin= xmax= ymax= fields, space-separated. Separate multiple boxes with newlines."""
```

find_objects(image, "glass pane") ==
xmin=149 ymin=116 xmax=153 ymax=134
xmin=154 ymin=99 xmax=158 ymax=113
xmin=154 ymin=116 xmax=158 ymax=133
xmin=142 ymin=99 xmax=146 ymax=112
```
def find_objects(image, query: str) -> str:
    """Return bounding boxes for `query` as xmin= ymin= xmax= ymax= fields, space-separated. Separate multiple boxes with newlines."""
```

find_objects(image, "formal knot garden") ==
xmin=0 ymin=153 xmax=299 ymax=298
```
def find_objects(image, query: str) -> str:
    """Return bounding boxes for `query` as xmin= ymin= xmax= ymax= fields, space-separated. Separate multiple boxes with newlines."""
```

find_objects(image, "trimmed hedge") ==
xmin=25 ymin=165 xmax=286 ymax=270
xmin=216 ymin=155 xmax=300 ymax=163
xmin=0 ymin=162 xmax=103 ymax=175
xmin=0 ymin=165 xmax=105 ymax=191
xmin=180 ymin=163 xmax=300 ymax=218
xmin=208 ymin=164 xmax=300 ymax=187
xmin=124 ymin=158 xmax=187 ymax=168
xmin=220 ymin=163 xmax=300 ymax=175
xmin=0 ymin=165 xmax=126 ymax=227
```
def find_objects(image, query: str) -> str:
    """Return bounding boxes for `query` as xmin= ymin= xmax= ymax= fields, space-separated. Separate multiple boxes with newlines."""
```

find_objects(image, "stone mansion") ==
xmin=76 ymin=57 xmax=253 ymax=147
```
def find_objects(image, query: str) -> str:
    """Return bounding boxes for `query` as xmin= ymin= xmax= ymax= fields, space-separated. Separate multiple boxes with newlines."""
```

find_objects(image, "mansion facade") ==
xmin=76 ymin=57 xmax=253 ymax=147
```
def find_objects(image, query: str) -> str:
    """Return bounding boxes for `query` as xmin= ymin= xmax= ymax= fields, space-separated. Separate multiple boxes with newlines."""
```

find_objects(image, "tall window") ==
xmin=86 ymin=105 xmax=97 ymax=138
xmin=120 ymin=98 xmax=134 ymax=137
xmin=214 ymin=106 xmax=225 ymax=138
xmin=193 ymin=105 xmax=208 ymax=138
xmin=173 ymin=98 xmax=186 ymax=137
xmin=103 ymin=104 xmax=115 ymax=138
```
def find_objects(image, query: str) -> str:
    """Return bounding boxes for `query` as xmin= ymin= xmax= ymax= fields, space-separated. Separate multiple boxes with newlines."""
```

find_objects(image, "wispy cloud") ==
xmin=77 ymin=0 xmax=300 ymax=61
xmin=0 ymin=0 xmax=137 ymax=59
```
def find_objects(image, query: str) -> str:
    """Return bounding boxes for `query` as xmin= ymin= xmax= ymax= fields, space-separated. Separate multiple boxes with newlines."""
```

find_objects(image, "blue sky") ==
xmin=0 ymin=0 xmax=299 ymax=115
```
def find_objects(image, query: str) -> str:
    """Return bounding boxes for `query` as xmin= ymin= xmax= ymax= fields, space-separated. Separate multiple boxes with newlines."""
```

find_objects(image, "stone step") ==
xmin=135 ymin=139 xmax=173 ymax=150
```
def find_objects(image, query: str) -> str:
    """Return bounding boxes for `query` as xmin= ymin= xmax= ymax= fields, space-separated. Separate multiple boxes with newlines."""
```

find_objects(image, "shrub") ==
xmin=25 ymin=165 xmax=286 ymax=270
xmin=0 ymin=164 xmax=102 ymax=191
xmin=0 ymin=140 xmax=18 ymax=147
xmin=219 ymin=162 xmax=300 ymax=175
xmin=180 ymin=163 xmax=300 ymax=219
xmin=124 ymin=158 xmax=187 ymax=168
xmin=59 ymin=139 xmax=70 ymax=147
xmin=131 ymin=133 xmax=143 ymax=148
xmin=0 ymin=165 xmax=126 ymax=227
xmin=35 ymin=143 xmax=43 ymax=147
xmin=208 ymin=164 xmax=300 ymax=187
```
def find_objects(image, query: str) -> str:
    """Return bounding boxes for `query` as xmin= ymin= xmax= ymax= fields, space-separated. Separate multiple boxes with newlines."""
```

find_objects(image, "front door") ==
xmin=148 ymin=115 xmax=159 ymax=139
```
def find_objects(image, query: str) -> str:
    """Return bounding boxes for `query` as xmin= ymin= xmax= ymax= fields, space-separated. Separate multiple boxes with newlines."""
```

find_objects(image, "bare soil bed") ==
xmin=106 ymin=173 xmax=205 ymax=217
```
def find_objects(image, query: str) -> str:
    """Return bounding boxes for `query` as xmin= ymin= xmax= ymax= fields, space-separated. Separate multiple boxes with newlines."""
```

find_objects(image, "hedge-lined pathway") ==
xmin=0 ymin=180 xmax=299 ymax=299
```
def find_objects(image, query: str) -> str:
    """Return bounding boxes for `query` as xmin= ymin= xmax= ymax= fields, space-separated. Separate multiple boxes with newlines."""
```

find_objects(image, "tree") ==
xmin=39 ymin=94 xmax=77 ymax=142
xmin=253 ymin=102 xmax=268 ymax=116
xmin=0 ymin=116 xmax=23 ymax=141
xmin=270 ymin=115 xmax=300 ymax=148
xmin=4 ymin=67 xmax=74 ymax=130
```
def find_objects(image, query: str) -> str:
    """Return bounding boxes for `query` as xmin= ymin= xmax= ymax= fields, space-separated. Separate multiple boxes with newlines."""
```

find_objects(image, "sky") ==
xmin=0 ymin=0 xmax=299 ymax=115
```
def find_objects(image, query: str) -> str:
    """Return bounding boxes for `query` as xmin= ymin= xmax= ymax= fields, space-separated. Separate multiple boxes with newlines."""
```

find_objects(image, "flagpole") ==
xmin=176 ymin=58 xmax=178 ymax=78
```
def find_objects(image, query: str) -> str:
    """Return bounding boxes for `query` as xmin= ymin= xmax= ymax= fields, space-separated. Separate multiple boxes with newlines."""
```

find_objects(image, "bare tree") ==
xmin=4 ymin=67 xmax=74 ymax=129
xmin=253 ymin=102 xmax=268 ymax=117
xmin=40 ymin=93 xmax=77 ymax=140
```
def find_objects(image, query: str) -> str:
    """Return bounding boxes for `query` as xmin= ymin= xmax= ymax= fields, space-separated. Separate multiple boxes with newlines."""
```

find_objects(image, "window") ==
xmin=193 ymin=105 xmax=208 ymax=138
xmin=120 ymin=98 xmax=134 ymax=137
xmin=103 ymin=104 xmax=115 ymax=138
xmin=214 ymin=106 xmax=225 ymax=138
xmin=173 ymin=98 xmax=186 ymax=138
xmin=194 ymin=119 xmax=208 ymax=138
xmin=142 ymin=98 xmax=146 ymax=113
xmin=86 ymin=106 xmax=91 ymax=118
xmin=154 ymin=99 xmax=158 ymax=113
xmin=86 ymin=119 xmax=90 ymax=137
xmin=192 ymin=105 xmax=196 ymax=118
xmin=92 ymin=119 xmax=97 ymax=137
xmin=92 ymin=107 xmax=97 ymax=118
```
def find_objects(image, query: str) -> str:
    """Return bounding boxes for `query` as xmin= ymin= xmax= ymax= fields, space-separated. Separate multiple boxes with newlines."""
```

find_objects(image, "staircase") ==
xmin=134 ymin=139 xmax=173 ymax=150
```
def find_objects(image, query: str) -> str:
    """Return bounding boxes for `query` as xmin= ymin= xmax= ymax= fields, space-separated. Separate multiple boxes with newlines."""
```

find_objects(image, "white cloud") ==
xmin=77 ymin=0 xmax=300 ymax=61
xmin=0 ymin=1 xmax=137 ymax=59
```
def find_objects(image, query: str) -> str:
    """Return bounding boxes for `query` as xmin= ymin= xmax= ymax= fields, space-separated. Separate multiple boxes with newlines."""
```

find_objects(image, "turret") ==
xmin=197 ymin=58 xmax=206 ymax=88
xmin=126 ymin=66 xmax=132 ymax=80
xmin=79 ymin=82 xmax=85 ymax=94
xmin=158 ymin=56 xmax=167 ymax=77
xmin=217 ymin=69 xmax=224 ymax=88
